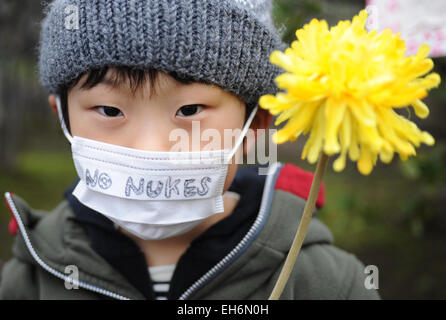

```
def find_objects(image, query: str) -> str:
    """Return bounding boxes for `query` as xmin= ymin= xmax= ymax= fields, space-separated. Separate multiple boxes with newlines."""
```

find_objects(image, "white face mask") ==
xmin=56 ymin=96 xmax=258 ymax=240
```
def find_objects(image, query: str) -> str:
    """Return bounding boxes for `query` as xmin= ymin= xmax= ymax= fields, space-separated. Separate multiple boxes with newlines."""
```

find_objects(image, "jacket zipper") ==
xmin=178 ymin=162 xmax=282 ymax=300
xmin=4 ymin=162 xmax=281 ymax=300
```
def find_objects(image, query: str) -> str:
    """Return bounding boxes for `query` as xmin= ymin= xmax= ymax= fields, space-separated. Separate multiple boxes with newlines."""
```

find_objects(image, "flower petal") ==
xmin=324 ymin=98 xmax=347 ymax=155
xmin=258 ymin=9 xmax=440 ymax=175
xmin=411 ymin=100 xmax=430 ymax=119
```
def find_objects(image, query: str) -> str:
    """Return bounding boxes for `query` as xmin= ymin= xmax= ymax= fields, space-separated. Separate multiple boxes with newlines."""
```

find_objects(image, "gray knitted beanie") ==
xmin=38 ymin=0 xmax=286 ymax=107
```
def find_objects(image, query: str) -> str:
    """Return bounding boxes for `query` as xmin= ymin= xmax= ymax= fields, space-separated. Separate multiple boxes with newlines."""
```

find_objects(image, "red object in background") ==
xmin=8 ymin=218 xmax=18 ymax=236
xmin=4 ymin=194 xmax=18 ymax=236
xmin=274 ymin=163 xmax=326 ymax=209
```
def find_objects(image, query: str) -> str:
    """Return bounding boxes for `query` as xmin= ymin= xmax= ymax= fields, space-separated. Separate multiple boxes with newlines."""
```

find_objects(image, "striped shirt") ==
xmin=148 ymin=264 xmax=176 ymax=300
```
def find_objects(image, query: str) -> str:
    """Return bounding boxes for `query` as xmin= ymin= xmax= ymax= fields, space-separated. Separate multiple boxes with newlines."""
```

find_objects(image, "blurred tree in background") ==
xmin=0 ymin=1 xmax=50 ymax=173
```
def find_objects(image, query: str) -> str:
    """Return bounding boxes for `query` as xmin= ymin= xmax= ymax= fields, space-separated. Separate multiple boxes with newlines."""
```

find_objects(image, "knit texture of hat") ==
xmin=38 ymin=0 xmax=286 ymax=107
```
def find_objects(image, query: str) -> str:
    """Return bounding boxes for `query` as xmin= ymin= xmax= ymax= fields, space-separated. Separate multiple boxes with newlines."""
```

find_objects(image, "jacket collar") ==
xmin=189 ymin=163 xmax=334 ymax=299
xmin=64 ymin=164 xmax=269 ymax=299
xmin=4 ymin=192 xmax=145 ymax=300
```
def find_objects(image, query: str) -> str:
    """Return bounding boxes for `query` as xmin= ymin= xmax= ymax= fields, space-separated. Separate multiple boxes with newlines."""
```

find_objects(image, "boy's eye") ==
xmin=176 ymin=104 xmax=204 ymax=117
xmin=96 ymin=106 xmax=123 ymax=117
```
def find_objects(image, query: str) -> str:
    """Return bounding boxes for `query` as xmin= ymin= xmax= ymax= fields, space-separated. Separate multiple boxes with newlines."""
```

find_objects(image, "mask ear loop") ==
xmin=56 ymin=95 xmax=74 ymax=144
xmin=225 ymin=105 xmax=258 ymax=163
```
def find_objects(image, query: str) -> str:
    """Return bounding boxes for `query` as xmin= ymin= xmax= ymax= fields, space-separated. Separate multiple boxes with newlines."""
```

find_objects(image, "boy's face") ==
xmin=62 ymin=68 xmax=251 ymax=192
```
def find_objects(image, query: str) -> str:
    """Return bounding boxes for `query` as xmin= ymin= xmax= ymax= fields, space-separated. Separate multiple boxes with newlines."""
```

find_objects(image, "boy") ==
xmin=0 ymin=0 xmax=380 ymax=300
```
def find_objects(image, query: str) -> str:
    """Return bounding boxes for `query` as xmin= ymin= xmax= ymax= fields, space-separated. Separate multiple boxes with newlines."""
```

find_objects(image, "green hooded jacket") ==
xmin=0 ymin=163 xmax=380 ymax=300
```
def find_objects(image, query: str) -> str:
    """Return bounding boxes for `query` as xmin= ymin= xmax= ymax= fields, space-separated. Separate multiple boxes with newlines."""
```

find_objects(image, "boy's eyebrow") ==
xmin=96 ymin=73 xmax=161 ymax=90
xmin=94 ymin=75 xmax=142 ymax=93
xmin=91 ymin=72 xmax=160 ymax=97
xmin=98 ymin=76 xmax=123 ymax=88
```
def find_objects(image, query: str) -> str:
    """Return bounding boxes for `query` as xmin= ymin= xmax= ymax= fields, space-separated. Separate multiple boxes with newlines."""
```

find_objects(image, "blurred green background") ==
xmin=1 ymin=0 xmax=445 ymax=299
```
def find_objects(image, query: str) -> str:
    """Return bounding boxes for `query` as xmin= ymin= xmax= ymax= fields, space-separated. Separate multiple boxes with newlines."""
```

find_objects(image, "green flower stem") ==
xmin=269 ymin=152 xmax=329 ymax=300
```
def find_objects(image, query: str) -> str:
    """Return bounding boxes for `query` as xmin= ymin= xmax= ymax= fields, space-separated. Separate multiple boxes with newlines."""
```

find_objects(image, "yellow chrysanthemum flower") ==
xmin=259 ymin=10 xmax=441 ymax=175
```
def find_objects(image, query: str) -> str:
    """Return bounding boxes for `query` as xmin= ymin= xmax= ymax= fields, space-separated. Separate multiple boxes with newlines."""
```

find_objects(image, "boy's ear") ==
xmin=243 ymin=107 xmax=274 ymax=155
xmin=251 ymin=108 xmax=273 ymax=131
xmin=48 ymin=94 xmax=58 ymax=115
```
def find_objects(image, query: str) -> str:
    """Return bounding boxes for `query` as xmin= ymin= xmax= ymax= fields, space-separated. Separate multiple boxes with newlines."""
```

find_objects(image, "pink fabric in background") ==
xmin=366 ymin=0 xmax=446 ymax=57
